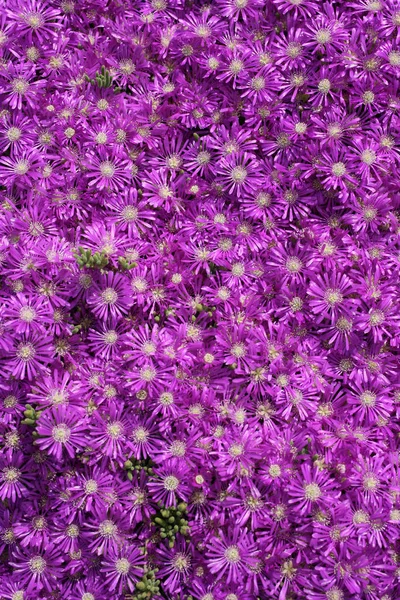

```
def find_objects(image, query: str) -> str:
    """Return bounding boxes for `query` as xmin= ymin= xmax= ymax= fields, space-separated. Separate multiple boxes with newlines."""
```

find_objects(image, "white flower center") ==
xmin=331 ymin=162 xmax=346 ymax=177
xmin=224 ymin=545 xmax=241 ymax=564
xmin=163 ymin=475 xmax=179 ymax=490
xmin=99 ymin=161 xmax=115 ymax=178
xmin=29 ymin=556 xmax=46 ymax=574
xmin=52 ymin=423 xmax=71 ymax=444
xmin=115 ymin=558 xmax=130 ymax=574
xmin=107 ymin=421 xmax=123 ymax=439
xmin=20 ymin=306 xmax=36 ymax=322
xmin=14 ymin=159 xmax=30 ymax=175
xmin=12 ymin=78 xmax=30 ymax=95
xmin=101 ymin=287 xmax=118 ymax=304
xmin=7 ymin=127 xmax=22 ymax=142
xmin=16 ymin=342 xmax=35 ymax=361
xmin=304 ymin=483 xmax=322 ymax=501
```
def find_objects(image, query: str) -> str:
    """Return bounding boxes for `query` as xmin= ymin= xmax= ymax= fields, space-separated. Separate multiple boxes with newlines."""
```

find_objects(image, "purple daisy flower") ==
xmin=36 ymin=406 xmax=87 ymax=459
xmin=101 ymin=545 xmax=144 ymax=594
xmin=206 ymin=527 xmax=258 ymax=584
xmin=87 ymin=272 xmax=132 ymax=319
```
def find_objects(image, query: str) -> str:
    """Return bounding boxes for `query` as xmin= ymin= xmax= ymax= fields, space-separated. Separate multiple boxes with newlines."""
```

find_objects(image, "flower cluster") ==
xmin=0 ymin=0 xmax=400 ymax=599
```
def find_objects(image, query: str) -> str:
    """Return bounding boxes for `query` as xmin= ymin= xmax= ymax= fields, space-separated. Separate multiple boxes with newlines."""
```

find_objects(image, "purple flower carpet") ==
xmin=0 ymin=1 xmax=400 ymax=599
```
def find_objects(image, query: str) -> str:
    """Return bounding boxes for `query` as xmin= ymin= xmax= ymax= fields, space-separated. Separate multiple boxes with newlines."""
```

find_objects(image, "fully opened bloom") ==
xmin=206 ymin=528 xmax=258 ymax=584
xmin=36 ymin=406 xmax=87 ymax=459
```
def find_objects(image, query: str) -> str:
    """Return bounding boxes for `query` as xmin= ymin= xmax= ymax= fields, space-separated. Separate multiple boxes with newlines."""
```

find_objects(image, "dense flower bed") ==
xmin=0 ymin=0 xmax=400 ymax=599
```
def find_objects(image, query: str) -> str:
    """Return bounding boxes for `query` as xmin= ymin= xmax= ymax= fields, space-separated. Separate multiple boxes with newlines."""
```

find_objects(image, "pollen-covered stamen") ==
xmin=1 ymin=528 xmax=16 ymax=544
xmin=23 ymin=11 xmax=45 ymax=29
xmin=362 ymin=90 xmax=375 ymax=105
xmin=315 ymin=28 xmax=332 ymax=44
xmin=3 ymin=396 xmax=18 ymax=408
xmin=204 ymin=352 xmax=215 ymax=364
xmin=286 ymin=42 xmax=302 ymax=59
xmin=115 ymin=558 xmax=130 ymax=574
xmin=3 ymin=466 xmax=21 ymax=483
xmin=353 ymin=509 xmax=369 ymax=524
xmin=29 ymin=555 xmax=46 ymax=574
xmin=139 ymin=366 xmax=157 ymax=382
xmin=13 ymin=159 xmax=30 ymax=176
xmin=327 ymin=123 xmax=343 ymax=139
xmin=107 ymin=421 xmax=123 ymax=439
xmin=97 ymin=99 xmax=109 ymax=111
xmin=284 ymin=190 xmax=298 ymax=204
xmin=170 ymin=441 xmax=186 ymax=457
xmin=228 ymin=442 xmax=244 ymax=457
xmin=163 ymin=475 xmax=179 ymax=490
xmin=324 ymin=288 xmax=343 ymax=306
xmin=84 ymin=479 xmax=98 ymax=494
xmin=331 ymin=162 xmax=347 ymax=177
xmin=16 ymin=342 xmax=36 ymax=361
xmin=276 ymin=373 xmax=289 ymax=387
xmin=255 ymin=191 xmax=271 ymax=207
xmin=369 ymin=309 xmax=385 ymax=326
xmin=229 ymin=59 xmax=244 ymax=75
xmin=295 ymin=122 xmax=307 ymax=134
xmin=318 ymin=78 xmax=331 ymax=94
xmin=276 ymin=133 xmax=291 ymax=148
xmin=100 ymin=287 xmax=118 ymax=305
xmin=7 ymin=127 xmax=22 ymax=142
xmin=95 ymin=132 xmax=107 ymax=144
xmin=390 ymin=509 xmax=400 ymax=522
xmin=281 ymin=559 xmax=297 ymax=579
xmin=119 ymin=59 xmax=135 ymax=75
xmin=132 ymin=427 xmax=149 ymax=444
xmin=359 ymin=390 xmax=376 ymax=407
xmin=196 ymin=151 xmax=211 ymax=166
xmin=224 ymin=545 xmax=241 ymax=564
xmin=230 ymin=342 xmax=246 ymax=358
xmin=51 ymin=423 xmax=71 ymax=444
xmin=251 ymin=76 xmax=265 ymax=91
xmin=326 ymin=587 xmax=344 ymax=600
xmin=364 ymin=57 xmax=381 ymax=72
xmin=99 ymin=519 xmax=118 ymax=538
xmin=304 ymin=482 xmax=322 ymax=501
xmin=172 ymin=553 xmax=191 ymax=572
xmin=285 ymin=256 xmax=303 ymax=273
xmin=338 ymin=359 xmax=353 ymax=374
xmin=99 ymin=161 xmax=116 ymax=179
xmin=291 ymin=73 xmax=306 ymax=87
xmin=159 ymin=392 xmax=174 ymax=406
xmin=231 ymin=262 xmax=245 ymax=277
xmin=290 ymin=296 xmax=303 ymax=312
xmin=230 ymin=165 xmax=247 ymax=184
xmin=336 ymin=317 xmax=352 ymax=332
xmin=66 ymin=524 xmax=79 ymax=537
xmin=19 ymin=306 xmax=37 ymax=322
xmin=269 ymin=464 xmax=282 ymax=478
xmin=360 ymin=148 xmax=377 ymax=166
xmin=363 ymin=473 xmax=379 ymax=492
xmin=362 ymin=206 xmax=377 ymax=222
xmin=12 ymin=78 xmax=30 ymax=95
xmin=158 ymin=184 xmax=173 ymax=199
xmin=102 ymin=330 xmax=118 ymax=345
xmin=388 ymin=51 xmax=400 ymax=66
